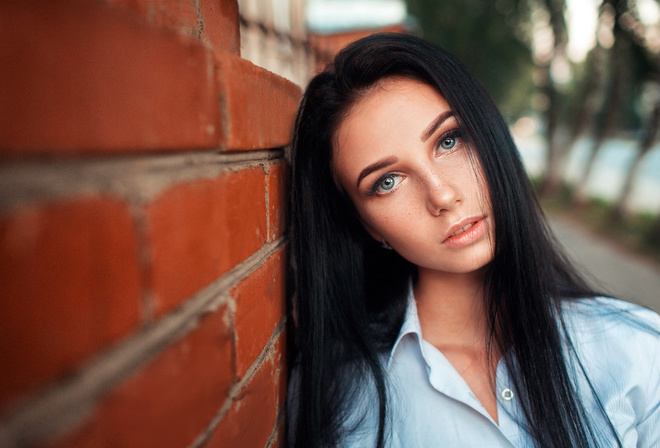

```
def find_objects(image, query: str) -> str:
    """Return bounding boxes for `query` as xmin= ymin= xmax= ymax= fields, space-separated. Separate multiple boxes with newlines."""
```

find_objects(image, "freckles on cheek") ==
xmin=362 ymin=208 xmax=396 ymax=235
xmin=365 ymin=200 xmax=415 ymax=226
xmin=363 ymin=210 xmax=389 ymax=229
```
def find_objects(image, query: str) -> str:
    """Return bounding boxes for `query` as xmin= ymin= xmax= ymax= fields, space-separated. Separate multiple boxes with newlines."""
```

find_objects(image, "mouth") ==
xmin=442 ymin=216 xmax=487 ymax=247
xmin=449 ymin=222 xmax=476 ymax=238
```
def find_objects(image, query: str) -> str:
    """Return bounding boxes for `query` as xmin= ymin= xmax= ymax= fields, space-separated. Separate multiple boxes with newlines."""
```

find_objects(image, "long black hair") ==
xmin=287 ymin=33 xmax=615 ymax=448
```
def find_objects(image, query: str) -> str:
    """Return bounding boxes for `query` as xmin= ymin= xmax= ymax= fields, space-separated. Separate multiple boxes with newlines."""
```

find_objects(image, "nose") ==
xmin=424 ymin=172 xmax=460 ymax=216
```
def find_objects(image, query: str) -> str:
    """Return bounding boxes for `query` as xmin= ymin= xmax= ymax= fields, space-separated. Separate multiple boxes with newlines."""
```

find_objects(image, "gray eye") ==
xmin=440 ymin=136 xmax=457 ymax=150
xmin=374 ymin=174 xmax=402 ymax=194
xmin=380 ymin=176 xmax=396 ymax=190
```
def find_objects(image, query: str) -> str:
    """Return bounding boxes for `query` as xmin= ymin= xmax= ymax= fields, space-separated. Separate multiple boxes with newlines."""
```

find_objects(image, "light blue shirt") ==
xmin=342 ymin=295 xmax=660 ymax=447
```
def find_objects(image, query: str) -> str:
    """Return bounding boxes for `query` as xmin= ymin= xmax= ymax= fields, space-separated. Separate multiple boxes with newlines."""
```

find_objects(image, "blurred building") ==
xmin=307 ymin=0 xmax=414 ymax=72
xmin=237 ymin=0 xmax=415 ymax=86
xmin=239 ymin=0 xmax=311 ymax=86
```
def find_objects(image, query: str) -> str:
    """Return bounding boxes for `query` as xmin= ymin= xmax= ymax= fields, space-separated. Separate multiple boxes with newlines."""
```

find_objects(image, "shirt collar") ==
xmin=386 ymin=286 xmax=424 ymax=369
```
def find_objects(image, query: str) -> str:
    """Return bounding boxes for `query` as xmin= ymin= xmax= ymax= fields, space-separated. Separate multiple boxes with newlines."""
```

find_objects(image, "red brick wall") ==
xmin=0 ymin=1 xmax=299 ymax=446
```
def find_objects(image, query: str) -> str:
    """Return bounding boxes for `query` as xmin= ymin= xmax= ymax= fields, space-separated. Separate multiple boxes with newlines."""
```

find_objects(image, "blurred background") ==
xmin=1 ymin=2 xmax=658 ymax=445
xmin=238 ymin=0 xmax=660 ymax=312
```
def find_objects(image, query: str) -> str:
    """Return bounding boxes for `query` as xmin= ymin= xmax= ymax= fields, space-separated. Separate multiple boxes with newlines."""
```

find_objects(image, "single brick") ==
xmin=199 ymin=0 xmax=240 ymax=54
xmin=0 ymin=0 xmax=219 ymax=156
xmin=232 ymin=248 xmax=286 ymax=377
xmin=46 ymin=304 xmax=234 ymax=448
xmin=146 ymin=167 xmax=267 ymax=316
xmin=206 ymin=359 xmax=278 ymax=448
xmin=215 ymin=52 xmax=302 ymax=151
xmin=266 ymin=162 xmax=288 ymax=242
xmin=0 ymin=197 xmax=142 ymax=409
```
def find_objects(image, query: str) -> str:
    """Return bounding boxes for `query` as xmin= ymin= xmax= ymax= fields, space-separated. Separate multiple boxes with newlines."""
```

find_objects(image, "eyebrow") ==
xmin=420 ymin=111 xmax=455 ymax=142
xmin=356 ymin=156 xmax=398 ymax=188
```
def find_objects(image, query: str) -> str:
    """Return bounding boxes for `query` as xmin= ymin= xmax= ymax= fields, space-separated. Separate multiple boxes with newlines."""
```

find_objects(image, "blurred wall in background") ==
xmin=237 ymin=0 xmax=413 ymax=85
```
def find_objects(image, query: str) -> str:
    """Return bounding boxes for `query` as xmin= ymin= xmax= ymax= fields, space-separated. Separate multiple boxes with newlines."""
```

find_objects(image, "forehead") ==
xmin=333 ymin=78 xmax=451 ymax=180
xmin=342 ymin=77 xmax=448 ymax=129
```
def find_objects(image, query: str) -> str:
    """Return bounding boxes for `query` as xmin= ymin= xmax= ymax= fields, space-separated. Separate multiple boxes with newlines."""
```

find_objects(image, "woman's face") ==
xmin=333 ymin=77 xmax=494 ymax=276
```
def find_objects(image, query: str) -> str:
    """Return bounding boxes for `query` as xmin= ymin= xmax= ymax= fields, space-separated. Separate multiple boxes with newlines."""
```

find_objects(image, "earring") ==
xmin=381 ymin=238 xmax=393 ymax=250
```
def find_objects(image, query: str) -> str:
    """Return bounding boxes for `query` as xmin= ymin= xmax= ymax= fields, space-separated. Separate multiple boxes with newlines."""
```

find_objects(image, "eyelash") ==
xmin=435 ymin=128 xmax=464 ymax=154
xmin=366 ymin=127 xmax=465 ymax=196
xmin=368 ymin=173 xmax=403 ymax=196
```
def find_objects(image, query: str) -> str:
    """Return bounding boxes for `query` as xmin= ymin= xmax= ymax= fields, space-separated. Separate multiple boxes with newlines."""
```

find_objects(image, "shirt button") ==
xmin=501 ymin=388 xmax=514 ymax=401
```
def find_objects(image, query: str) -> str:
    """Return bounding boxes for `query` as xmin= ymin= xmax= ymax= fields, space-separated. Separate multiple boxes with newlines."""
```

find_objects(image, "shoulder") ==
xmin=561 ymin=297 xmax=660 ymax=360
xmin=561 ymin=298 xmax=660 ymax=444
xmin=562 ymin=297 xmax=660 ymax=340
xmin=560 ymin=297 xmax=660 ymax=399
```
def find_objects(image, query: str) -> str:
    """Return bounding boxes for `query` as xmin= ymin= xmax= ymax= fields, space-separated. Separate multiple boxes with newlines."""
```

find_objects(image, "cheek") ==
xmin=358 ymin=199 xmax=421 ymax=242
xmin=357 ymin=207 xmax=392 ymax=240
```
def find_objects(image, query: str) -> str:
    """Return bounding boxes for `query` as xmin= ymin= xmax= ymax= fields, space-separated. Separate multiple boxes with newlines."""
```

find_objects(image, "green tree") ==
xmin=405 ymin=0 xmax=535 ymax=119
xmin=572 ymin=0 xmax=644 ymax=205
xmin=610 ymin=0 xmax=660 ymax=219
xmin=536 ymin=0 xmax=571 ymax=195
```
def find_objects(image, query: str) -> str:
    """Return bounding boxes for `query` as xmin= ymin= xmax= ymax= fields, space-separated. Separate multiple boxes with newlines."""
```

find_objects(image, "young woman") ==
xmin=287 ymin=33 xmax=660 ymax=448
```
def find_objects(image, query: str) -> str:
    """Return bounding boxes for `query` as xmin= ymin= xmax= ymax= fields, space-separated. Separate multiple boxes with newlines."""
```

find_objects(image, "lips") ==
xmin=442 ymin=216 xmax=487 ymax=248
xmin=450 ymin=222 xmax=475 ymax=237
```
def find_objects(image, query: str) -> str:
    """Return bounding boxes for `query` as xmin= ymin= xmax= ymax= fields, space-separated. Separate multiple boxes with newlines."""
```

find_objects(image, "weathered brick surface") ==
xmin=0 ymin=0 xmax=296 ymax=445
xmin=266 ymin=162 xmax=288 ymax=242
xmin=146 ymin=167 xmax=267 ymax=316
xmin=216 ymin=52 xmax=302 ymax=151
xmin=232 ymin=248 xmax=286 ymax=377
xmin=271 ymin=417 xmax=286 ymax=448
xmin=47 ymin=304 xmax=234 ymax=448
xmin=105 ymin=0 xmax=200 ymax=38
xmin=273 ymin=330 xmax=288 ymax=411
xmin=0 ymin=197 xmax=142 ymax=409
xmin=199 ymin=0 xmax=240 ymax=54
xmin=106 ymin=0 xmax=239 ymax=54
xmin=0 ymin=0 xmax=219 ymax=155
xmin=206 ymin=359 xmax=278 ymax=448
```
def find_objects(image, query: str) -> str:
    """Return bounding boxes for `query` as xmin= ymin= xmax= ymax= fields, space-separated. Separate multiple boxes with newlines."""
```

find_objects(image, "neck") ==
xmin=414 ymin=266 xmax=489 ymax=348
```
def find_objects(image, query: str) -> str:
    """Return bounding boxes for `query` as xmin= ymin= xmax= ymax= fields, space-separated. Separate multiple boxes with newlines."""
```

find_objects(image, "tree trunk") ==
xmin=568 ymin=45 xmax=607 ymax=144
xmin=573 ymin=1 xmax=625 ymax=206
xmin=539 ymin=68 xmax=563 ymax=195
xmin=647 ymin=214 xmax=660 ymax=246
xmin=611 ymin=152 xmax=645 ymax=219
xmin=538 ymin=0 xmax=568 ymax=197
xmin=611 ymin=99 xmax=660 ymax=220
xmin=573 ymin=135 xmax=606 ymax=205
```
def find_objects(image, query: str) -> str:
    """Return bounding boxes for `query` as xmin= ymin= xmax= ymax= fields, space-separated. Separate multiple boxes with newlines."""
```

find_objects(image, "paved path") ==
xmin=549 ymin=216 xmax=660 ymax=314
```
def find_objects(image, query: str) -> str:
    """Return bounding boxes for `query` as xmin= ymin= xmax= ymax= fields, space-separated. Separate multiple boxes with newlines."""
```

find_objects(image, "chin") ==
xmin=419 ymin=253 xmax=494 ymax=276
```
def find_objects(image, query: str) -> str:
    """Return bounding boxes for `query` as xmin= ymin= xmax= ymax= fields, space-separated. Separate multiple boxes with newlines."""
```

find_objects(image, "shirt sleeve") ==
xmin=563 ymin=298 xmax=660 ymax=447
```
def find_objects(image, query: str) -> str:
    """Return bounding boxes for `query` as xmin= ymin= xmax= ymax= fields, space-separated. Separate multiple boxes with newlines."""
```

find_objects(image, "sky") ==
xmin=566 ymin=0 xmax=600 ymax=62
xmin=306 ymin=0 xmax=407 ymax=33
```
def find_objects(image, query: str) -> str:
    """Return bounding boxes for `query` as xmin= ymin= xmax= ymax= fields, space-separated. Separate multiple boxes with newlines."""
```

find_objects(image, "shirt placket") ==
xmin=495 ymin=359 xmax=528 ymax=446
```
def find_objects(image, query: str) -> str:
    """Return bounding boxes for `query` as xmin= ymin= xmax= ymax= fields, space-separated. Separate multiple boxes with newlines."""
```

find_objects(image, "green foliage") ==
xmin=405 ymin=0 xmax=535 ymax=119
